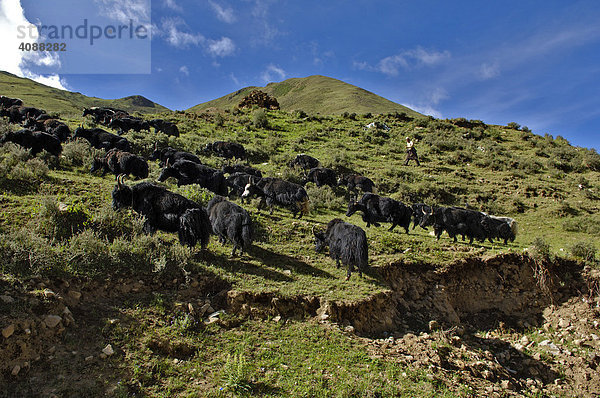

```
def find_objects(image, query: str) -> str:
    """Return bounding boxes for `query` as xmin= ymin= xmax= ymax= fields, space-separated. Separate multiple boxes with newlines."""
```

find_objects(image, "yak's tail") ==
xmin=178 ymin=208 xmax=211 ymax=249
xmin=240 ymin=213 xmax=253 ymax=250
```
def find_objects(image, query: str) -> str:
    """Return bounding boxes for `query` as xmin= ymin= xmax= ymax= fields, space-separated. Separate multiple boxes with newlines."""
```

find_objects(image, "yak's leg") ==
xmin=388 ymin=223 xmax=396 ymax=232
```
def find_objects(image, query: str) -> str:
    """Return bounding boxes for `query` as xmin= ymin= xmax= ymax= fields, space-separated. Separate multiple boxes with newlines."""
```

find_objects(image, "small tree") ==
xmin=507 ymin=122 xmax=521 ymax=130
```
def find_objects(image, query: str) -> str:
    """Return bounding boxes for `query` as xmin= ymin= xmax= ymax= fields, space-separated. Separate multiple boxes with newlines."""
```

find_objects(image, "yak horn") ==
xmin=165 ymin=158 xmax=170 ymax=168
xmin=311 ymin=225 xmax=319 ymax=235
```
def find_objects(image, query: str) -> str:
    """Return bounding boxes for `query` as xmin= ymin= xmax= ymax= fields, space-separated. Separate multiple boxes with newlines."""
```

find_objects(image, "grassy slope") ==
xmin=189 ymin=75 xmax=422 ymax=116
xmin=0 ymin=71 xmax=170 ymax=117
xmin=2 ymin=90 xmax=600 ymax=396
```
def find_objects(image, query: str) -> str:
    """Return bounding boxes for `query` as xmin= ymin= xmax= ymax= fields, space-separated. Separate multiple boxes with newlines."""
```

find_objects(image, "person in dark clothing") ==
xmin=404 ymin=137 xmax=420 ymax=166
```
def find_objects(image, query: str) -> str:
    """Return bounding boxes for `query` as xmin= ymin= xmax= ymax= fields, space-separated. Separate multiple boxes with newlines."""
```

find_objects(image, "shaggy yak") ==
xmin=91 ymin=148 xmax=149 ymax=179
xmin=313 ymin=219 xmax=369 ymax=280
xmin=111 ymin=175 xmax=211 ymax=248
xmin=206 ymin=196 xmax=253 ymax=255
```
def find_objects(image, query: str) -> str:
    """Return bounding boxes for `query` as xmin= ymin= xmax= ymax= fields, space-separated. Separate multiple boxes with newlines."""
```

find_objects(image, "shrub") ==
xmin=0 ymin=143 xmax=49 ymax=184
xmin=529 ymin=237 xmax=551 ymax=261
xmin=582 ymin=150 xmax=600 ymax=171
xmin=37 ymin=198 xmax=90 ymax=242
xmin=214 ymin=113 xmax=225 ymax=127
xmin=507 ymin=122 xmax=521 ymax=130
xmin=570 ymin=241 xmax=597 ymax=263
xmin=304 ymin=184 xmax=345 ymax=211
xmin=252 ymin=109 xmax=268 ymax=129
xmin=61 ymin=139 xmax=94 ymax=167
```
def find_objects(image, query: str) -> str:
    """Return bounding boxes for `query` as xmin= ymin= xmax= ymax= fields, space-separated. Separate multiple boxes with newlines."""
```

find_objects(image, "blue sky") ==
xmin=2 ymin=0 xmax=600 ymax=150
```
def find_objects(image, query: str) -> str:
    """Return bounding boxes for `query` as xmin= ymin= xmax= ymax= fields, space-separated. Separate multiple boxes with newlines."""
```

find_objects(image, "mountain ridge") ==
xmin=0 ymin=71 xmax=169 ymax=116
xmin=189 ymin=75 xmax=421 ymax=116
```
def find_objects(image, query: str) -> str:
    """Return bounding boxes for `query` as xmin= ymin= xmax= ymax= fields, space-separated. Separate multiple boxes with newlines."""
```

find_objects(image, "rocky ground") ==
xmin=1 ymin=261 xmax=599 ymax=397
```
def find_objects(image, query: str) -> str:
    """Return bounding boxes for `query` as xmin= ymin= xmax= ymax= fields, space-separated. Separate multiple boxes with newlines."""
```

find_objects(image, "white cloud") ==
xmin=94 ymin=0 xmax=150 ymax=25
xmin=209 ymin=1 xmax=236 ymax=23
xmin=163 ymin=0 xmax=182 ymax=12
xmin=0 ymin=0 xmax=67 ymax=90
xmin=380 ymin=48 xmax=450 ymax=76
xmin=249 ymin=0 xmax=280 ymax=45
xmin=179 ymin=65 xmax=189 ymax=76
xmin=479 ymin=62 xmax=500 ymax=80
xmin=230 ymin=72 xmax=240 ymax=86
xmin=401 ymin=103 xmax=443 ymax=119
xmin=357 ymin=47 xmax=451 ymax=77
xmin=261 ymin=64 xmax=286 ymax=83
xmin=156 ymin=17 xmax=204 ymax=48
xmin=207 ymin=37 xmax=235 ymax=57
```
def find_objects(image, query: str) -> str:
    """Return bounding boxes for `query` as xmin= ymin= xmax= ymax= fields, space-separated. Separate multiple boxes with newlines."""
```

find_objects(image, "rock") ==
xmin=44 ymin=315 xmax=62 ymax=328
xmin=85 ymin=355 xmax=94 ymax=362
xmin=428 ymin=320 xmax=440 ymax=331
xmin=198 ymin=303 xmax=213 ymax=317
xmin=501 ymin=380 xmax=516 ymax=391
xmin=238 ymin=90 xmax=280 ymax=110
xmin=558 ymin=319 xmax=570 ymax=328
xmin=67 ymin=290 xmax=81 ymax=300
xmin=102 ymin=344 xmax=114 ymax=356
xmin=520 ymin=335 xmax=530 ymax=345
xmin=591 ymin=334 xmax=599 ymax=341
xmin=2 ymin=324 xmax=15 ymax=339
xmin=514 ymin=343 xmax=525 ymax=351
xmin=42 ymin=289 xmax=56 ymax=299
xmin=11 ymin=364 xmax=21 ymax=376
xmin=272 ymin=315 xmax=282 ymax=323
xmin=0 ymin=294 xmax=15 ymax=303
xmin=283 ymin=270 xmax=292 ymax=276
xmin=344 ymin=325 xmax=355 ymax=333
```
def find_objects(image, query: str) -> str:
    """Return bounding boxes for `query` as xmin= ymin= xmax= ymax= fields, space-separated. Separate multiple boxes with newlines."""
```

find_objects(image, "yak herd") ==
xmin=0 ymin=96 xmax=518 ymax=280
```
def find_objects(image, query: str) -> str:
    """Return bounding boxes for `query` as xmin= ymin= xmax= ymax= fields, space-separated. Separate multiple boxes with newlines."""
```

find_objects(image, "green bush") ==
xmin=529 ymin=237 xmax=551 ymax=261
xmin=0 ymin=143 xmax=49 ymax=183
xmin=507 ymin=122 xmax=521 ymax=130
xmin=570 ymin=241 xmax=597 ymax=263
xmin=252 ymin=109 xmax=269 ymax=129
xmin=38 ymin=198 xmax=90 ymax=241
xmin=304 ymin=184 xmax=345 ymax=211
xmin=61 ymin=139 xmax=95 ymax=167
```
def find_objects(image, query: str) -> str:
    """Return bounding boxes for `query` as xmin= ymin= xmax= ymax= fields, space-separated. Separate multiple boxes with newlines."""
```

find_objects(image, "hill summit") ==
xmin=0 ymin=71 xmax=169 ymax=116
xmin=189 ymin=75 xmax=421 ymax=116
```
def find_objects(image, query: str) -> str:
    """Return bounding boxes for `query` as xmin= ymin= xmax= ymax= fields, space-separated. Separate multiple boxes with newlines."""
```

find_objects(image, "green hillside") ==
xmin=189 ymin=75 xmax=421 ymax=116
xmin=2 ymin=83 xmax=600 ymax=396
xmin=0 ymin=71 xmax=169 ymax=116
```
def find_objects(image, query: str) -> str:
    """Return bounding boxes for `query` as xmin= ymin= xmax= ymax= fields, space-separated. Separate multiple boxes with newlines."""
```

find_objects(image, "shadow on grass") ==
xmin=197 ymin=250 xmax=295 ymax=282
xmin=249 ymin=245 xmax=335 ymax=279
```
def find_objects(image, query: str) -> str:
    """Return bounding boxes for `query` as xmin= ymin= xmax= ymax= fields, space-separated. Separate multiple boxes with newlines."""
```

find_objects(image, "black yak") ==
xmin=226 ymin=172 xmax=260 ymax=203
xmin=204 ymin=141 xmax=246 ymax=160
xmin=24 ymin=118 xmax=71 ymax=142
xmin=157 ymin=159 xmax=228 ymax=196
xmin=0 ymin=96 xmax=23 ymax=108
xmin=288 ymin=154 xmax=319 ymax=170
xmin=338 ymin=174 xmax=375 ymax=193
xmin=148 ymin=119 xmax=180 ymax=137
xmin=346 ymin=193 xmax=411 ymax=233
xmin=149 ymin=146 xmax=202 ymax=167
xmin=111 ymin=176 xmax=211 ymax=248
xmin=304 ymin=167 xmax=337 ymax=187
xmin=73 ymin=127 xmax=131 ymax=152
xmin=313 ymin=219 xmax=369 ymax=280
xmin=91 ymin=148 xmax=149 ymax=179
xmin=207 ymin=196 xmax=253 ymax=255
xmin=0 ymin=129 xmax=61 ymax=156
xmin=222 ymin=164 xmax=262 ymax=177
xmin=242 ymin=177 xmax=310 ymax=218
xmin=108 ymin=116 xmax=150 ymax=134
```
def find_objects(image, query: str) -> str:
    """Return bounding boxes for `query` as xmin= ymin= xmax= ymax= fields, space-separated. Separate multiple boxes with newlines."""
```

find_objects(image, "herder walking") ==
xmin=404 ymin=137 xmax=420 ymax=166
